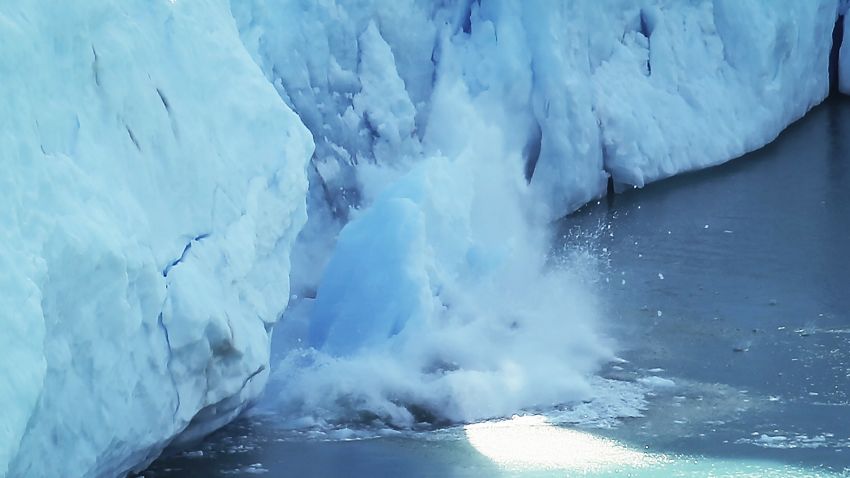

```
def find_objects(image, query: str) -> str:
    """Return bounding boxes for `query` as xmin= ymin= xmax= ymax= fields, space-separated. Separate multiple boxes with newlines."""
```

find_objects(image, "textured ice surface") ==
xmin=0 ymin=1 xmax=310 ymax=477
xmin=235 ymin=0 xmax=843 ymax=222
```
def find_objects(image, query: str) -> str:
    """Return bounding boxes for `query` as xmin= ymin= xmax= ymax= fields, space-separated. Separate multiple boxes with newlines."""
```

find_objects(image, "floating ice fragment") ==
xmin=637 ymin=376 xmax=675 ymax=388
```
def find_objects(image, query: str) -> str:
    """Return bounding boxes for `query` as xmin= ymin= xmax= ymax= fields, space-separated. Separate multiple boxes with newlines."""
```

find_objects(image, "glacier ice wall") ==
xmin=0 ymin=1 xmax=310 ymax=477
xmin=242 ymin=0 xmax=844 ymax=216
xmin=234 ymin=0 xmax=846 ymax=427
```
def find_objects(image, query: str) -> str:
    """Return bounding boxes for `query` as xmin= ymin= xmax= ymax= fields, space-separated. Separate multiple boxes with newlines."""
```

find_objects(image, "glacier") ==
xmin=0 ymin=1 xmax=310 ymax=477
xmin=2 ymin=0 xmax=850 ymax=477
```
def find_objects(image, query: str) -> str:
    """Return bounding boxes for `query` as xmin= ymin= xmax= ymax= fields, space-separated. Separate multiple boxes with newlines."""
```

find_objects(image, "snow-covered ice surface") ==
xmin=0 ymin=1 xmax=310 ymax=477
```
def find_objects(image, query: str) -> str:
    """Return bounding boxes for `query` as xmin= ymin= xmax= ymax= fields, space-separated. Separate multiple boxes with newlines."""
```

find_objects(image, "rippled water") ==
xmin=565 ymin=94 xmax=850 ymax=471
xmin=140 ymin=97 xmax=850 ymax=477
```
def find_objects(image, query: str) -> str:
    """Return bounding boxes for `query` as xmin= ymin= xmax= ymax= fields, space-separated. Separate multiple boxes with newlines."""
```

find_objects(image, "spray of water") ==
xmin=261 ymin=64 xmax=618 ymax=430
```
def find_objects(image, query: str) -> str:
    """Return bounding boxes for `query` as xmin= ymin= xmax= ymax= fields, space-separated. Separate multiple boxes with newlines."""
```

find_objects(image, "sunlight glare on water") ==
xmin=463 ymin=415 xmax=662 ymax=472
xmin=463 ymin=415 xmax=850 ymax=477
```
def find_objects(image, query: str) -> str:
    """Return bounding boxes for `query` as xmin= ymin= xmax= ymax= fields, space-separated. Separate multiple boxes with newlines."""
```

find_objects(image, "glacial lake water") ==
xmin=140 ymin=96 xmax=850 ymax=477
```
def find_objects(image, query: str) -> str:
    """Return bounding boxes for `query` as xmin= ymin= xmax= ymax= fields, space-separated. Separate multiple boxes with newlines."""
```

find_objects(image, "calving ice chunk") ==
xmin=243 ymin=0 xmax=847 ymax=429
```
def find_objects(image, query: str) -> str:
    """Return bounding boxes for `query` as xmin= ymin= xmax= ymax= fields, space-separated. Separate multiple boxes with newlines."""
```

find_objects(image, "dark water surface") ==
xmin=560 ymin=94 xmax=850 ymax=472
xmin=141 ymin=97 xmax=850 ymax=477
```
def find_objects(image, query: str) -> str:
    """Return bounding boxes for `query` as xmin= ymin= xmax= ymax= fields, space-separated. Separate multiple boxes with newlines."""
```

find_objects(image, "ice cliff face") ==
xmin=235 ymin=0 xmax=843 ymax=223
xmin=2 ymin=0 xmax=850 ymax=476
xmin=0 ymin=1 xmax=310 ymax=477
